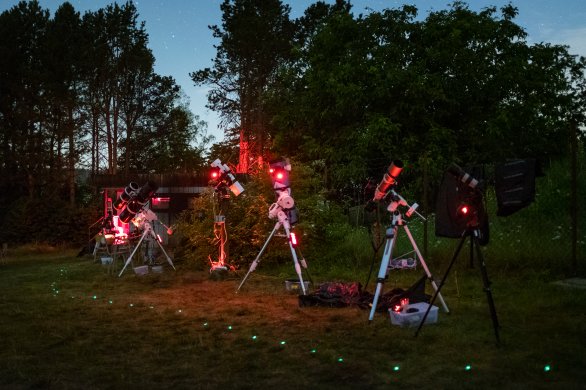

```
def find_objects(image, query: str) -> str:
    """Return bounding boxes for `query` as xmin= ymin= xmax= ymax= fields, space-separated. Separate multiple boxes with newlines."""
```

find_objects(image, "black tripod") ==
xmin=414 ymin=224 xmax=500 ymax=344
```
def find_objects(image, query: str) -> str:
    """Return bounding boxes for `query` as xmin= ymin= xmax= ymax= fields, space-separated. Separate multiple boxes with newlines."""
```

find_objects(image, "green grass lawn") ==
xmin=1 ymin=247 xmax=585 ymax=389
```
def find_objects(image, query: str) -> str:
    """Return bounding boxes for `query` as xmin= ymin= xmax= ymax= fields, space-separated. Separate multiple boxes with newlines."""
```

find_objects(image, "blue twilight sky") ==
xmin=2 ymin=0 xmax=586 ymax=142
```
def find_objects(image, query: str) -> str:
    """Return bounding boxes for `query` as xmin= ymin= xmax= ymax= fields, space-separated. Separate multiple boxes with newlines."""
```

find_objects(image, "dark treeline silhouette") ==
xmin=0 ymin=1 xmax=209 ymax=244
xmin=196 ymin=0 xmax=585 ymax=199
xmin=1 ymin=0 xmax=585 ymax=246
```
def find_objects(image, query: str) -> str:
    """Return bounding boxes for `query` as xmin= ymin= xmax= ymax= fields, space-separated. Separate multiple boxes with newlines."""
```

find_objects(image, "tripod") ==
xmin=118 ymin=222 xmax=176 ymax=277
xmin=237 ymin=202 xmax=310 ymax=295
xmin=414 ymin=225 xmax=500 ymax=344
xmin=369 ymin=190 xmax=449 ymax=321
xmin=209 ymin=186 xmax=230 ymax=273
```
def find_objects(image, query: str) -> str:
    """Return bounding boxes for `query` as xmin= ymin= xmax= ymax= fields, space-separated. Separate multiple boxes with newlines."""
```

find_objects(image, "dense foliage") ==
xmin=1 ymin=0 xmax=584 ymax=256
xmin=0 ymin=1 xmax=210 ymax=244
xmin=197 ymin=0 xmax=585 ymax=192
xmin=185 ymin=0 xmax=585 ymax=273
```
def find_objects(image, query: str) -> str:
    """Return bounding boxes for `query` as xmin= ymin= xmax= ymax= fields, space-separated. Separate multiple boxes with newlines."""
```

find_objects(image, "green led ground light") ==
xmin=43 ymin=287 xmax=576 ymax=384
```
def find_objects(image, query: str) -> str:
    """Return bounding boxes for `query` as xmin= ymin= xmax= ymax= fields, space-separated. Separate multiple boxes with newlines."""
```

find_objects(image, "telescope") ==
xmin=113 ymin=182 xmax=139 ymax=211
xmin=373 ymin=160 xmax=403 ymax=201
xmin=210 ymin=159 xmax=244 ymax=196
xmin=116 ymin=181 xmax=159 ymax=223
xmin=447 ymin=163 xmax=482 ymax=190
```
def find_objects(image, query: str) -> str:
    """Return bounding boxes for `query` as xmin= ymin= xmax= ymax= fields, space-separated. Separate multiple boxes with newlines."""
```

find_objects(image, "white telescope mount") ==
xmin=236 ymin=188 xmax=310 ymax=294
xmin=368 ymin=189 xmax=449 ymax=320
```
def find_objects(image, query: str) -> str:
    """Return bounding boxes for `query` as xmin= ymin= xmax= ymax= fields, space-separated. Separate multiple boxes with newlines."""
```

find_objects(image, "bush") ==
xmin=175 ymin=153 xmax=586 ymax=279
xmin=0 ymin=196 xmax=99 ymax=247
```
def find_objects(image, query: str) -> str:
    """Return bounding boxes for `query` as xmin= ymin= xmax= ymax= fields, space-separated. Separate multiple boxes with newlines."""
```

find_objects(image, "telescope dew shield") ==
xmin=118 ymin=200 xmax=143 ymax=223
xmin=447 ymin=163 xmax=480 ymax=190
xmin=113 ymin=182 xmax=139 ymax=210
xmin=136 ymin=181 xmax=159 ymax=204
xmin=116 ymin=181 xmax=159 ymax=224
xmin=373 ymin=160 xmax=403 ymax=201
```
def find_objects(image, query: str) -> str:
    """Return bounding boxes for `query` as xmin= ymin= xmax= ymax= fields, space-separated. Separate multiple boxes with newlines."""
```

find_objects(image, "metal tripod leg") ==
xmin=284 ymin=224 xmax=307 ymax=295
xmin=473 ymin=233 xmax=500 ymax=344
xmin=402 ymin=225 xmax=449 ymax=313
xmin=119 ymin=229 xmax=149 ymax=277
xmin=236 ymin=222 xmax=281 ymax=292
xmin=369 ymin=226 xmax=397 ymax=321
xmin=150 ymin=229 xmax=176 ymax=271
xmin=415 ymin=230 xmax=500 ymax=344
xmin=296 ymin=247 xmax=313 ymax=286
xmin=415 ymin=231 xmax=466 ymax=336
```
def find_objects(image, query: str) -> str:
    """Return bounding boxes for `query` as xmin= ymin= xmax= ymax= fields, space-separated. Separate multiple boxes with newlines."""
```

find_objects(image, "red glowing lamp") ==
xmin=290 ymin=232 xmax=298 ymax=246
xmin=458 ymin=203 xmax=471 ymax=216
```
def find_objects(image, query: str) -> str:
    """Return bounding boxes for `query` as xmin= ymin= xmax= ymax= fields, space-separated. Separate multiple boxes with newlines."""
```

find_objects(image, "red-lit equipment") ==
xmin=290 ymin=232 xmax=298 ymax=246
xmin=458 ymin=204 xmax=469 ymax=216
xmin=373 ymin=160 xmax=403 ymax=201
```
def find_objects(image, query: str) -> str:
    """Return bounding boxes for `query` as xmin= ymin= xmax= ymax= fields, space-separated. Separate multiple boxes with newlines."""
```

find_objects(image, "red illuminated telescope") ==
xmin=373 ymin=160 xmax=404 ymax=201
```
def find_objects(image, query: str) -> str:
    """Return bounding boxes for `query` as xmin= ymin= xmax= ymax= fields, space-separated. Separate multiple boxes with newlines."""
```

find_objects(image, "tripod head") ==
xmin=269 ymin=158 xmax=298 ymax=225
xmin=268 ymin=190 xmax=297 ymax=228
xmin=387 ymin=190 xmax=426 ymax=221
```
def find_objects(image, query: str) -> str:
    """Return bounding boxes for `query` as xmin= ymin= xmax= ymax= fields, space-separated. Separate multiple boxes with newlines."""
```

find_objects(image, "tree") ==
xmin=0 ymin=1 xmax=211 ymax=244
xmin=0 ymin=1 xmax=50 ymax=200
xmin=267 ymin=1 xmax=586 ymax=203
xmin=43 ymin=2 xmax=84 ymax=204
xmin=191 ymin=0 xmax=295 ymax=173
xmin=80 ymin=1 xmax=155 ymax=175
xmin=122 ymin=102 xmax=210 ymax=173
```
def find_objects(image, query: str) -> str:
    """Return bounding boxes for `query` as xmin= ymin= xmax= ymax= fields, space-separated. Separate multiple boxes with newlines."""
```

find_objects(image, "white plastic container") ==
xmin=101 ymin=257 xmax=113 ymax=265
xmin=389 ymin=302 xmax=438 ymax=327
xmin=133 ymin=265 xmax=149 ymax=276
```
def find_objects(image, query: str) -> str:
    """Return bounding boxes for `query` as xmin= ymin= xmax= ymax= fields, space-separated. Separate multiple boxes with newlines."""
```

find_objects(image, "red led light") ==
xmin=290 ymin=232 xmax=298 ymax=246
xmin=269 ymin=168 xmax=274 ymax=173
xmin=460 ymin=206 xmax=469 ymax=215
xmin=276 ymin=172 xmax=284 ymax=180
xmin=393 ymin=304 xmax=402 ymax=313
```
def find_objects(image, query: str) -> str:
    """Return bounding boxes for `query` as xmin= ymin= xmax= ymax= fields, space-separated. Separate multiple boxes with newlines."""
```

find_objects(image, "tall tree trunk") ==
xmin=68 ymin=106 xmax=75 ymax=205
xmin=105 ymin=98 xmax=113 ymax=174
xmin=237 ymin=128 xmax=250 ymax=174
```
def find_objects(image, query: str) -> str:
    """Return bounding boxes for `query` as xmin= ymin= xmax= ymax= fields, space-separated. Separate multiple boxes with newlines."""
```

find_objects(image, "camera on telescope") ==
xmin=269 ymin=158 xmax=291 ymax=190
xmin=435 ymin=164 xmax=489 ymax=245
xmin=210 ymin=159 xmax=244 ymax=196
